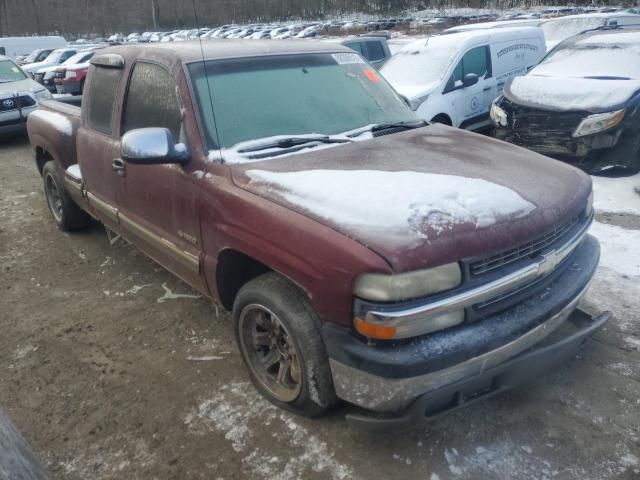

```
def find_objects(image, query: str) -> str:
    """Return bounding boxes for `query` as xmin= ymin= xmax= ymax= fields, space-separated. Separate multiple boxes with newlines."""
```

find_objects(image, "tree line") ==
xmin=0 ymin=0 xmax=629 ymax=37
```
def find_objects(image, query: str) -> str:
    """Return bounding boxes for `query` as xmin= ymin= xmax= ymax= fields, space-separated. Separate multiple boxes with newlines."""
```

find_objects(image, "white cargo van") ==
xmin=380 ymin=27 xmax=545 ymax=131
xmin=0 ymin=36 xmax=67 ymax=60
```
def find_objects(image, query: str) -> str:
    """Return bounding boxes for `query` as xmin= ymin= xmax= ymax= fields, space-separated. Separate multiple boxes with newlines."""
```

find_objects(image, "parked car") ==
xmin=16 ymin=48 xmax=55 ymax=66
xmin=491 ymin=27 xmax=640 ymax=173
xmin=35 ymin=50 xmax=96 ymax=93
xmin=339 ymin=35 xmax=391 ymax=69
xmin=0 ymin=55 xmax=51 ymax=136
xmin=380 ymin=27 xmax=545 ymax=131
xmin=26 ymin=40 xmax=608 ymax=429
xmin=0 ymin=36 xmax=67 ymax=60
xmin=541 ymin=12 xmax=640 ymax=50
xmin=22 ymin=48 xmax=77 ymax=78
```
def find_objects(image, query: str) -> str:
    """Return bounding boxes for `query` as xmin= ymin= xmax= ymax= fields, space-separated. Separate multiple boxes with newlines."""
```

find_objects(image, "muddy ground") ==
xmin=1 ymin=135 xmax=639 ymax=480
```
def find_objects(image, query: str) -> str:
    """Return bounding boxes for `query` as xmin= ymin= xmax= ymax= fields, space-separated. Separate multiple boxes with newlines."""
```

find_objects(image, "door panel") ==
xmin=116 ymin=61 xmax=206 ymax=291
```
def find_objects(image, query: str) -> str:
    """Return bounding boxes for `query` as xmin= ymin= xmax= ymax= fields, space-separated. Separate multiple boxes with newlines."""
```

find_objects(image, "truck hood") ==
xmin=504 ymin=75 xmax=640 ymax=113
xmin=0 ymin=78 xmax=46 ymax=97
xmin=230 ymin=124 xmax=591 ymax=272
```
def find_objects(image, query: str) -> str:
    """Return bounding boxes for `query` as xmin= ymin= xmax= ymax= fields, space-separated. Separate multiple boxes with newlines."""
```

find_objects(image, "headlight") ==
xmin=490 ymin=102 xmax=508 ymax=127
xmin=408 ymin=94 xmax=429 ymax=111
xmin=354 ymin=262 xmax=461 ymax=302
xmin=573 ymin=109 xmax=625 ymax=137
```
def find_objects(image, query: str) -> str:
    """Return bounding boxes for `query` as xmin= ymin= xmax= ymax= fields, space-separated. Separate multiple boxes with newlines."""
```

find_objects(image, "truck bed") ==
xmin=27 ymin=98 xmax=82 ymax=172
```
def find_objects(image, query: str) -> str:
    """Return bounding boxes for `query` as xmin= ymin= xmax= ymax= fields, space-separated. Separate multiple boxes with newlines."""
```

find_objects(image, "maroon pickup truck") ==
xmin=27 ymin=40 xmax=610 ymax=430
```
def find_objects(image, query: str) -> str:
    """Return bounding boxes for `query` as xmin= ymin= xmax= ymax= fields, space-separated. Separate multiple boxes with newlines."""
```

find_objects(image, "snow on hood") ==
xmin=0 ymin=78 xmax=46 ymax=97
xmin=505 ymin=75 xmax=640 ymax=112
xmin=245 ymin=169 xmax=536 ymax=240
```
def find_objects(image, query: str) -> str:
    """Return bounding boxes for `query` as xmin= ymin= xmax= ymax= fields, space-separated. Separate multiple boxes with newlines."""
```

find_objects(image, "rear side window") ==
xmin=60 ymin=51 xmax=75 ymax=62
xmin=122 ymin=62 xmax=182 ymax=140
xmin=87 ymin=66 xmax=122 ymax=135
xmin=367 ymin=41 xmax=386 ymax=61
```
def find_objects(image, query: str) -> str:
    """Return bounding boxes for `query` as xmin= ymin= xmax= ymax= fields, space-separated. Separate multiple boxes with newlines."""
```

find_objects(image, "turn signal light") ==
xmin=354 ymin=317 xmax=397 ymax=340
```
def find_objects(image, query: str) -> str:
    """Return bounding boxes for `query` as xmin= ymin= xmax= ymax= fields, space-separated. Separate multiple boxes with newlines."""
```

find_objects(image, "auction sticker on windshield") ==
xmin=332 ymin=52 xmax=365 ymax=65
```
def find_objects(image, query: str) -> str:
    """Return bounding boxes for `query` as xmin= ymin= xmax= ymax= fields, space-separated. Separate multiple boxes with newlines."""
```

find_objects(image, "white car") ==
xmin=541 ymin=12 xmax=640 ymax=50
xmin=380 ymin=27 xmax=545 ymax=131
xmin=21 ymin=48 xmax=77 ymax=77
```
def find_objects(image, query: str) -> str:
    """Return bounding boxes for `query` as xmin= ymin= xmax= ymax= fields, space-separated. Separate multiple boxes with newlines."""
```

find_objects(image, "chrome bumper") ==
xmin=330 ymin=279 xmax=592 ymax=412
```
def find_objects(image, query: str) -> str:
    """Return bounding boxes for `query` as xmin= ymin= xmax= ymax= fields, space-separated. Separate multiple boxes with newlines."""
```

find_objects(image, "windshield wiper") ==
xmin=237 ymin=135 xmax=352 ymax=153
xmin=348 ymin=120 xmax=426 ymax=137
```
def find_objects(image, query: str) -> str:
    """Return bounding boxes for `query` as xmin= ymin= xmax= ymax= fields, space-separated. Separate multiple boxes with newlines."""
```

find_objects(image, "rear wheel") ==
xmin=42 ymin=161 xmax=90 ymax=231
xmin=233 ymin=273 xmax=338 ymax=416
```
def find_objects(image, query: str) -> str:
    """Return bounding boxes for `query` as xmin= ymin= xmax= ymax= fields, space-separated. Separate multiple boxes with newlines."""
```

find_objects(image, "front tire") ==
xmin=233 ymin=273 xmax=338 ymax=417
xmin=42 ymin=161 xmax=90 ymax=231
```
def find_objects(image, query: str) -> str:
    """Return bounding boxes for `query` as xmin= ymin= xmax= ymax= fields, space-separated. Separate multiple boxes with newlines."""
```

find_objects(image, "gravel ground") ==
xmin=1 ymin=135 xmax=639 ymax=480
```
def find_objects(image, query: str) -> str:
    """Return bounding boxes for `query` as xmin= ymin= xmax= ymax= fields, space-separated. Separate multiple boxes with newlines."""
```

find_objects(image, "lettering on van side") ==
xmin=496 ymin=44 xmax=539 ymax=59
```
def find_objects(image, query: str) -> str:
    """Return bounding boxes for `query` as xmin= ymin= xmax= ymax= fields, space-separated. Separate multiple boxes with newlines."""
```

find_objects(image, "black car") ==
xmin=491 ymin=26 xmax=640 ymax=173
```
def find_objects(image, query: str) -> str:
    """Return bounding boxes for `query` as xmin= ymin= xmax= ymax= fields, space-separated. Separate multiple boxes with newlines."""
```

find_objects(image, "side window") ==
xmin=366 ymin=41 xmax=386 ymax=62
xmin=463 ymin=46 xmax=488 ymax=77
xmin=87 ymin=66 xmax=122 ymax=135
xmin=344 ymin=41 xmax=365 ymax=56
xmin=447 ymin=46 xmax=489 ymax=89
xmin=122 ymin=62 xmax=182 ymax=140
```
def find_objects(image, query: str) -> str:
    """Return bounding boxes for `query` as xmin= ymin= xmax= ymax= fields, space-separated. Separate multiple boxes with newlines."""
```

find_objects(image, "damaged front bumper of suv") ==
xmin=322 ymin=233 xmax=609 ymax=431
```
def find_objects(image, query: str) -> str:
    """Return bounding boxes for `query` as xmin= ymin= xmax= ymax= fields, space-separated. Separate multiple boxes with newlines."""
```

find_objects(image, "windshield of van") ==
xmin=380 ymin=37 xmax=459 ymax=93
xmin=0 ymin=60 xmax=27 ymax=82
xmin=532 ymin=31 xmax=640 ymax=79
xmin=189 ymin=53 xmax=418 ymax=151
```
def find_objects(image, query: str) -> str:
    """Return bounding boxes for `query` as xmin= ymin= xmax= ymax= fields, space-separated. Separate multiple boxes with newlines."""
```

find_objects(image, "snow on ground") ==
xmin=590 ymin=221 xmax=640 ymax=278
xmin=592 ymin=172 xmax=640 ymax=215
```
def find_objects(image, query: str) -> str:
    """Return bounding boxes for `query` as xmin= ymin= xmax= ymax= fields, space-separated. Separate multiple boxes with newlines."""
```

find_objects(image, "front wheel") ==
xmin=233 ymin=273 xmax=338 ymax=417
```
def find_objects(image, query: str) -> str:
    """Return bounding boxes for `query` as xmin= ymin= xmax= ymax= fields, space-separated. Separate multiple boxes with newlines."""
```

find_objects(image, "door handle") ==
xmin=112 ymin=158 xmax=126 ymax=177
xmin=483 ymin=86 xmax=492 ymax=92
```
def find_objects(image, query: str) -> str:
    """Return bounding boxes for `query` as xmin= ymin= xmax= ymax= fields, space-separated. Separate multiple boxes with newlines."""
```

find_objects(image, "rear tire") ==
xmin=42 ymin=161 xmax=91 ymax=232
xmin=233 ymin=273 xmax=338 ymax=417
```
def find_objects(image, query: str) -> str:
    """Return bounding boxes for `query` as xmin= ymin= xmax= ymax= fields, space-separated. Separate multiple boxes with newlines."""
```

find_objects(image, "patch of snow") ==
xmin=192 ymin=170 xmax=205 ymax=179
xmin=13 ymin=344 xmax=38 ymax=360
xmin=507 ymin=76 xmax=640 ymax=112
xmin=592 ymin=173 xmax=640 ymax=215
xmin=184 ymin=381 xmax=352 ymax=479
xmin=156 ymin=282 xmax=201 ymax=303
xmin=607 ymin=362 xmax=634 ymax=377
xmin=589 ymin=222 xmax=640 ymax=278
xmin=66 ymin=164 xmax=82 ymax=179
xmin=125 ymin=284 xmax=151 ymax=295
xmin=246 ymin=169 xmax=535 ymax=239
xmin=29 ymin=109 xmax=74 ymax=136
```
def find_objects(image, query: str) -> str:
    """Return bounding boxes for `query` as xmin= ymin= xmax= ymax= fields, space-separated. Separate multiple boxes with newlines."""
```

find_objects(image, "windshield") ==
xmin=189 ymin=53 xmax=417 ymax=150
xmin=380 ymin=37 xmax=458 ymax=91
xmin=0 ymin=60 xmax=27 ymax=82
xmin=43 ymin=50 xmax=64 ymax=63
xmin=541 ymin=17 xmax=605 ymax=47
xmin=63 ymin=51 xmax=92 ymax=65
xmin=532 ymin=31 xmax=640 ymax=79
xmin=24 ymin=49 xmax=47 ymax=63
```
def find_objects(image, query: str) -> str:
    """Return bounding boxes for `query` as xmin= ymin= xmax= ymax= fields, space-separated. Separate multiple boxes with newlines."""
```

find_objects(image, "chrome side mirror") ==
xmin=121 ymin=128 xmax=190 ymax=165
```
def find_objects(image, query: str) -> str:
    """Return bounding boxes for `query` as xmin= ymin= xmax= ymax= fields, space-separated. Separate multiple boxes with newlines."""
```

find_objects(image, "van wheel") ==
xmin=233 ymin=273 xmax=338 ymax=417
xmin=431 ymin=114 xmax=452 ymax=126
xmin=42 ymin=161 xmax=90 ymax=231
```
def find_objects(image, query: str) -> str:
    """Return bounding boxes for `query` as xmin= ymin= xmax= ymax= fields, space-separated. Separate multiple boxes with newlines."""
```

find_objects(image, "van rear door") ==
xmin=490 ymin=34 xmax=545 ymax=95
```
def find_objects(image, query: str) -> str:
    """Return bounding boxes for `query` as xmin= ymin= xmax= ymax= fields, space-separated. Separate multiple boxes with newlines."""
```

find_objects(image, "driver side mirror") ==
xmin=462 ymin=73 xmax=479 ymax=88
xmin=121 ymin=128 xmax=190 ymax=165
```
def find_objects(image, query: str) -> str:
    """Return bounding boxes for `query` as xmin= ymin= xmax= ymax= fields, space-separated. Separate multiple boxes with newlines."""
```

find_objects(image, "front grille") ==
xmin=470 ymin=215 xmax=581 ymax=277
xmin=503 ymin=99 xmax=586 ymax=148
xmin=0 ymin=95 xmax=36 ymax=113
